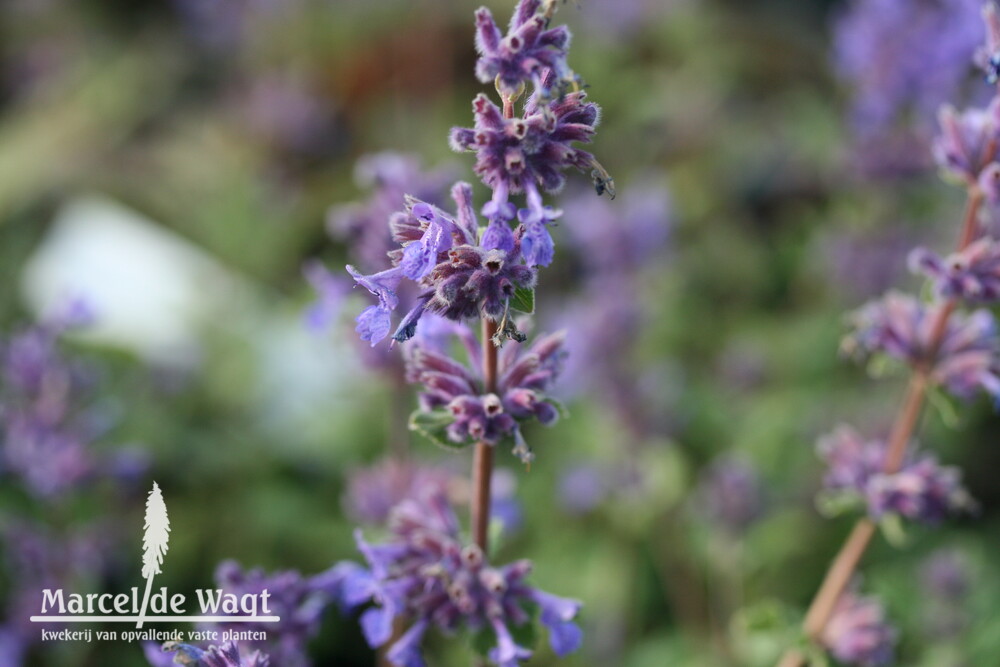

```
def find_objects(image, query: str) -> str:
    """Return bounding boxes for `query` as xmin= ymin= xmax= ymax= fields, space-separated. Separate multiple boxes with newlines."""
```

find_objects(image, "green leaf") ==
xmin=814 ymin=490 xmax=864 ymax=518
xmin=926 ymin=386 xmax=960 ymax=428
xmin=408 ymin=409 xmax=464 ymax=450
xmin=879 ymin=513 xmax=907 ymax=548
xmin=510 ymin=286 xmax=535 ymax=314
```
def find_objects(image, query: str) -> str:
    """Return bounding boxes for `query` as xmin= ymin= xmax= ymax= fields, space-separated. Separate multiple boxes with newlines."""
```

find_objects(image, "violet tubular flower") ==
xmin=843 ymin=291 xmax=1000 ymax=403
xmin=330 ymin=492 xmax=582 ymax=667
xmin=819 ymin=588 xmax=897 ymax=667
xmin=405 ymin=324 xmax=565 ymax=463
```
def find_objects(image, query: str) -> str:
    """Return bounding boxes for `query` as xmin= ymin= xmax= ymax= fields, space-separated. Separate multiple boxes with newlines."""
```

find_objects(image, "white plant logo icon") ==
xmin=137 ymin=481 xmax=170 ymax=629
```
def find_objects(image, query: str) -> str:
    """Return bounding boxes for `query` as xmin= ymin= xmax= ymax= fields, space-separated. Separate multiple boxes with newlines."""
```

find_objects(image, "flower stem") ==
xmin=775 ymin=186 xmax=982 ymax=667
xmin=472 ymin=318 xmax=499 ymax=551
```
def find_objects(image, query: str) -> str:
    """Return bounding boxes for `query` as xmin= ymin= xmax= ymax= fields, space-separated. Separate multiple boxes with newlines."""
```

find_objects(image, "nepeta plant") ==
xmin=778 ymin=5 xmax=1000 ymax=666
xmin=321 ymin=1 xmax=612 ymax=664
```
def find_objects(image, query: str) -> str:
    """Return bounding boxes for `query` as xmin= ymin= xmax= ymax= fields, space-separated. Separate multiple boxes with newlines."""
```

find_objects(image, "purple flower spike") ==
xmin=146 ymin=641 xmax=270 ymax=667
xmin=844 ymin=291 xmax=1000 ymax=403
xmin=474 ymin=1 xmax=572 ymax=98
xmin=330 ymin=492 xmax=581 ymax=667
xmin=910 ymin=237 xmax=1000 ymax=302
xmin=820 ymin=588 xmax=897 ymax=667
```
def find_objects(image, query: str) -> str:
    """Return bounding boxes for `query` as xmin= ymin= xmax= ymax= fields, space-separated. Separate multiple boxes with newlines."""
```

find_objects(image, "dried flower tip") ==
xmin=590 ymin=160 xmax=615 ymax=199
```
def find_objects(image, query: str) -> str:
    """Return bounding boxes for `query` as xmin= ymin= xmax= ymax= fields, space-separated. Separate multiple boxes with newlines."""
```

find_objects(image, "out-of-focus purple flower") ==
xmin=975 ymin=2 xmax=1000 ymax=83
xmin=933 ymin=101 xmax=1000 ymax=182
xmin=822 ymin=226 xmax=919 ymax=302
xmin=843 ymin=291 xmax=1000 ymax=403
xmin=696 ymin=456 xmax=764 ymax=535
xmin=474 ymin=0 xmax=572 ymax=97
xmin=303 ymin=261 xmax=350 ymax=332
xmin=237 ymin=71 xmax=338 ymax=157
xmin=833 ymin=0 xmax=984 ymax=177
xmin=817 ymin=426 xmax=972 ymax=523
xmin=558 ymin=464 xmax=609 ymax=514
xmin=405 ymin=324 xmax=565 ymax=463
xmin=0 ymin=320 xmax=99 ymax=498
xmin=328 ymin=492 xmax=582 ymax=667
xmin=328 ymin=153 xmax=455 ymax=272
xmin=919 ymin=549 xmax=971 ymax=638
xmin=910 ymin=237 xmax=1000 ymax=301
xmin=211 ymin=562 xmax=335 ymax=667
xmin=343 ymin=458 xmax=453 ymax=525
xmin=346 ymin=183 xmax=536 ymax=346
xmin=449 ymin=91 xmax=604 ymax=257
xmin=921 ymin=549 xmax=971 ymax=601
xmin=819 ymin=588 xmax=897 ymax=667
xmin=145 ymin=640 xmax=270 ymax=667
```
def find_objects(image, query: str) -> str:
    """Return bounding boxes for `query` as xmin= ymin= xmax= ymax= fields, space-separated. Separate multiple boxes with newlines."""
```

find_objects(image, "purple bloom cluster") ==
xmin=405 ymin=324 xmax=565 ymax=463
xmin=331 ymin=492 xmax=582 ymax=667
xmin=211 ymin=561 xmax=335 ymax=667
xmin=145 ymin=640 xmax=269 ymax=667
xmin=910 ymin=237 xmax=1000 ymax=301
xmin=345 ymin=182 xmax=537 ymax=346
xmin=832 ymin=0 xmax=984 ymax=176
xmin=933 ymin=99 xmax=1000 ymax=183
xmin=474 ymin=0 xmax=572 ymax=97
xmin=817 ymin=426 xmax=971 ymax=523
xmin=919 ymin=549 xmax=972 ymax=639
xmin=449 ymin=89 xmax=602 ymax=268
xmin=819 ymin=588 xmax=897 ymax=667
xmin=843 ymin=291 xmax=1000 ymax=402
xmin=0 ymin=304 xmax=121 ymax=498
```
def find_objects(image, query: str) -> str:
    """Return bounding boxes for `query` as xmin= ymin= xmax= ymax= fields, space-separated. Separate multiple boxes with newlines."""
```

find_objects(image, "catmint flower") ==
xmin=696 ymin=456 xmax=764 ymax=535
xmin=975 ymin=2 xmax=1000 ymax=85
xmin=211 ymin=561 xmax=335 ymax=667
xmin=345 ymin=183 xmax=536 ymax=345
xmin=474 ymin=0 xmax=572 ymax=97
xmin=817 ymin=426 xmax=972 ymax=524
xmin=145 ymin=640 xmax=270 ymax=667
xmin=0 ymin=318 xmax=101 ymax=498
xmin=843 ymin=291 xmax=1000 ymax=403
xmin=405 ymin=324 xmax=565 ymax=462
xmin=932 ymin=100 xmax=1000 ymax=181
xmin=910 ymin=237 xmax=1000 ymax=302
xmin=819 ymin=588 xmax=897 ymax=667
xmin=343 ymin=458 xmax=453 ymax=524
xmin=449 ymin=89 xmax=606 ymax=267
xmin=330 ymin=492 xmax=582 ymax=667
xmin=832 ymin=0 xmax=984 ymax=176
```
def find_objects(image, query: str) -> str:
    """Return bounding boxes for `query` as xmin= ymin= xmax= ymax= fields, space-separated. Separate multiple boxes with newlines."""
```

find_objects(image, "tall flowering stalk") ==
xmin=310 ymin=1 xmax=613 ymax=665
xmin=778 ymin=5 xmax=1000 ymax=666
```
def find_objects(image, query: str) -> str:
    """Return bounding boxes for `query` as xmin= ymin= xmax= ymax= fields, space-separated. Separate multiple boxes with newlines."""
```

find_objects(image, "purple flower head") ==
xmin=833 ymin=0 xmax=985 ymax=176
xmin=843 ymin=291 xmax=1000 ymax=403
xmin=329 ymin=491 xmax=582 ymax=667
xmin=405 ymin=324 xmax=565 ymax=462
xmin=820 ymin=588 xmax=897 ymax=667
xmin=345 ymin=183 xmax=536 ymax=346
xmin=474 ymin=0 xmax=573 ymax=98
xmin=910 ymin=237 xmax=1000 ymax=302
xmin=449 ymin=89 xmax=606 ymax=256
xmin=933 ymin=100 xmax=1000 ymax=181
xmin=975 ymin=2 xmax=1000 ymax=84
xmin=145 ymin=640 xmax=270 ymax=667
xmin=817 ymin=426 xmax=972 ymax=524
xmin=212 ymin=562 xmax=334 ymax=667
xmin=696 ymin=456 xmax=764 ymax=535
